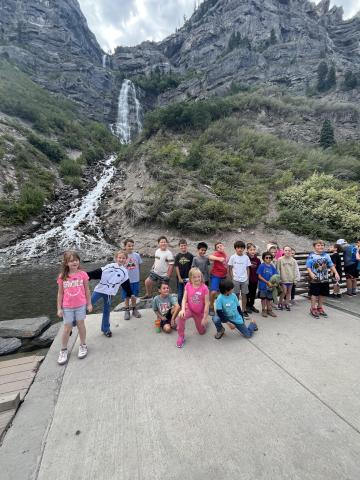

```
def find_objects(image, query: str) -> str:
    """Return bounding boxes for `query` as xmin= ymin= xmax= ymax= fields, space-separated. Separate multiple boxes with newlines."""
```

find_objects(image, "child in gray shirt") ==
xmin=192 ymin=242 xmax=210 ymax=285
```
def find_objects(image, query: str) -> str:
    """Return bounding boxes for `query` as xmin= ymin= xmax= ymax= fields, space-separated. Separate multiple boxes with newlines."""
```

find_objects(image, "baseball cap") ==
xmin=336 ymin=239 xmax=347 ymax=245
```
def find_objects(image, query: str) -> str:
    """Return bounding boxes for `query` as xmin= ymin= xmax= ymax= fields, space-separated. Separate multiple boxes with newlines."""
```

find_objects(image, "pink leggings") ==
xmin=177 ymin=309 xmax=206 ymax=337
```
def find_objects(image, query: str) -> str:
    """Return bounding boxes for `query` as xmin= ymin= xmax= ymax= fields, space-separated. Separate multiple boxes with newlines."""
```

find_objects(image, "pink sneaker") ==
xmin=176 ymin=336 xmax=185 ymax=348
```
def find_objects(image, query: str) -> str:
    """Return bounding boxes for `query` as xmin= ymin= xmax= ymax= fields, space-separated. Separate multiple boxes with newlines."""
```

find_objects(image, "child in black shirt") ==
xmin=174 ymin=239 xmax=194 ymax=305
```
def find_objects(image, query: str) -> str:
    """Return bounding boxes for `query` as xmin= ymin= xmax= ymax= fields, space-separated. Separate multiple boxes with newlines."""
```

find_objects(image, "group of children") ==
xmin=56 ymin=236 xmax=360 ymax=364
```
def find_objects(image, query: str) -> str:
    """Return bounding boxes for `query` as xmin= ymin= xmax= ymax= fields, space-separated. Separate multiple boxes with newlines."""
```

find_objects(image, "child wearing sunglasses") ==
xmin=256 ymin=252 xmax=278 ymax=317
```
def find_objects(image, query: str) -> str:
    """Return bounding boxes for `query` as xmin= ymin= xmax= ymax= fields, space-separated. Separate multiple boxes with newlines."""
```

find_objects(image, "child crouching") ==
xmin=152 ymin=282 xmax=180 ymax=333
xmin=212 ymin=279 xmax=258 ymax=340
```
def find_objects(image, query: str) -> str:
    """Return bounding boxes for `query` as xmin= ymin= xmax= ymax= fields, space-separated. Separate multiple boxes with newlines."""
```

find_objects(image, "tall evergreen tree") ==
xmin=343 ymin=70 xmax=358 ymax=90
xmin=317 ymin=61 xmax=328 ymax=92
xmin=270 ymin=28 xmax=277 ymax=45
xmin=326 ymin=64 xmax=336 ymax=89
xmin=320 ymin=119 xmax=336 ymax=149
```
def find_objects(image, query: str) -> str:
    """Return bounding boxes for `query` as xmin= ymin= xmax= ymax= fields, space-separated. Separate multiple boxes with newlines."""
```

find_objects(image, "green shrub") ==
xmin=0 ymin=184 xmax=45 ymax=223
xmin=28 ymin=133 xmax=65 ymax=162
xmin=59 ymin=158 xmax=82 ymax=177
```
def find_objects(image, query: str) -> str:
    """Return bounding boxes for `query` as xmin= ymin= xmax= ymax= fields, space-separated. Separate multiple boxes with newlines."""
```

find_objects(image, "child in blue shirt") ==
xmin=212 ymin=279 xmax=258 ymax=339
xmin=256 ymin=251 xmax=278 ymax=318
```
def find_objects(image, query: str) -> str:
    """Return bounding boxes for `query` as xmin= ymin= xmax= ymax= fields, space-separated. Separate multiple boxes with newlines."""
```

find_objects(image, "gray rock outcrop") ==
xmin=32 ymin=323 xmax=62 ymax=347
xmin=0 ymin=337 xmax=21 ymax=356
xmin=0 ymin=317 xmax=51 ymax=339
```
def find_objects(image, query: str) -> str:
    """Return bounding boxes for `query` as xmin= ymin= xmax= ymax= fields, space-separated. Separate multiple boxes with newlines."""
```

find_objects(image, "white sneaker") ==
xmin=78 ymin=344 xmax=88 ymax=359
xmin=58 ymin=349 xmax=68 ymax=365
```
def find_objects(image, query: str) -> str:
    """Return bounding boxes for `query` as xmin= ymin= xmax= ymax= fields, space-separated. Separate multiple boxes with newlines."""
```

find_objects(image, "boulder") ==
xmin=0 ymin=317 xmax=51 ymax=339
xmin=32 ymin=323 xmax=62 ymax=347
xmin=0 ymin=337 xmax=21 ymax=356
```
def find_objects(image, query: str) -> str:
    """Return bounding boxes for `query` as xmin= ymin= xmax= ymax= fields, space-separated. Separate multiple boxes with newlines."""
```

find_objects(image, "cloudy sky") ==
xmin=78 ymin=0 xmax=359 ymax=52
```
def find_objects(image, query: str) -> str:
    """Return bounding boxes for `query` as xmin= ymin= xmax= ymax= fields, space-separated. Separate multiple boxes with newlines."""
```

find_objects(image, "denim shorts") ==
xmin=259 ymin=289 xmax=273 ymax=300
xmin=122 ymin=281 xmax=139 ymax=298
xmin=210 ymin=275 xmax=226 ymax=292
xmin=149 ymin=271 xmax=169 ymax=284
xmin=63 ymin=305 xmax=87 ymax=325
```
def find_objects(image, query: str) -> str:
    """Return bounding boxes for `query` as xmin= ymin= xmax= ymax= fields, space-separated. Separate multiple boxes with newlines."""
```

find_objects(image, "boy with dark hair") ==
xmin=228 ymin=240 xmax=251 ymax=317
xmin=329 ymin=243 xmax=342 ymax=298
xmin=306 ymin=240 xmax=340 ymax=318
xmin=143 ymin=236 xmax=174 ymax=299
xmin=212 ymin=279 xmax=258 ymax=340
xmin=123 ymin=238 xmax=143 ymax=319
xmin=336 ymin=239 xmax=359 ymax=296
xmin=152 ymin=282 xmax=180 ymax=333
xmin=174 ymin=239 xmax=194 ymax=305
xmin=256 ymin=252 xmax=278 ymax=318
xmin=192 ymin=242 xmax=210 ymax=285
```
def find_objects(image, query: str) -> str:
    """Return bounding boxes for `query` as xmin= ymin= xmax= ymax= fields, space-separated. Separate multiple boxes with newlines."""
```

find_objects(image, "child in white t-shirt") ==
xmin=143 ymin=236 xmax=174 ymax=299
xmin=228 ymin=240 xmax=251 ymax=317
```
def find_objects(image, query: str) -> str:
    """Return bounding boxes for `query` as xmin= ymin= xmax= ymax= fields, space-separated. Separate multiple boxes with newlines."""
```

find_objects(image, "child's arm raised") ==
xmin=208 ymin=254 xmax=225 ymax=262
xmin=57 ymin=283 xmax=64 ymax=318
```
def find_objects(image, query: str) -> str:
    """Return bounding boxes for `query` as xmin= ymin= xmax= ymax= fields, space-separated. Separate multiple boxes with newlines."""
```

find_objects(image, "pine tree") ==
xmin=326 ymin=64 xmax=336 ymax=89
xmin=343 ymin=70 xmax=358 ymax=90
xmin=270 ymin=28 xmax=277 ymax=45
xmin=320 ymin=119 xmax=336 ymax=149
xmin=317 ymin=61 xmax=328 ymax=92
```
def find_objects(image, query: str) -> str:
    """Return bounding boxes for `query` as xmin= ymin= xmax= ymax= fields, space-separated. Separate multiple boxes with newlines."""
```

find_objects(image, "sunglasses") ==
xmin=265 ymin=256 xmax=273 ymax=259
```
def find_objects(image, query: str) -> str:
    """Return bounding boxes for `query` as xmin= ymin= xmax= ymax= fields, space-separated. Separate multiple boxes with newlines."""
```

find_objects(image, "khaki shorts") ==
xmin=233 ymin=280 xmax=249 ymax=295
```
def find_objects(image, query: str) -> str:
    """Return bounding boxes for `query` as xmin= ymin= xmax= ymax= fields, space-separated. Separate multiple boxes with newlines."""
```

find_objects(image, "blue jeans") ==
xmin=91 ymin=291 xmax=112 ymax=333
xmin=177 ymin=280 xmax=188 ymax=306
xmin=212 ymin=315 xmax=257 ymax=338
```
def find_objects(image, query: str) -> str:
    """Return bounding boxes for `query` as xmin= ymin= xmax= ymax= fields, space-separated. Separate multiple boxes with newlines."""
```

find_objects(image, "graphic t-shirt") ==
xmin=215 ymin=293 xmax=243 ymax=324
xmin=210 ymin=251 xmax=227 ymax=277
xmin=152 ymin=249 xmax=175 ymax=277
xmin=57 ymin=271 xmax=89 ymax=309
xmin=256 ymin=263 xmax=278 ymax=290
xmin=228 ymin=254 xmax=251 ymax=282
xmin=192 ymin=255 xmax=210 ymax=282
xmin=343 ymin=244 xmax=357 ymax=266
xmin=185 ymin=282 xmax=209 ymax=315
xmin=175 ymin=252 xmax=194 ymax=280
xmin=125 ymin=252 xmax=142 ymax=283
xmin=306 ymin=252 xmax=333 ymax=283
xmin=247 ymin=255 xmax=261 ymax=284
xmin=152 ymin=294 xmax=178 ymax=316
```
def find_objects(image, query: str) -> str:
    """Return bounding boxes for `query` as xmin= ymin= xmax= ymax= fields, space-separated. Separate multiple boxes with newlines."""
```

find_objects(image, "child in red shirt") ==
xmin=208 ymin=242 xmax=228 ymax=315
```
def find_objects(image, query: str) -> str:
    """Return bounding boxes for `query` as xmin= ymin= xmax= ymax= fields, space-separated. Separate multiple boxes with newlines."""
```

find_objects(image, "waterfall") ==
xmin=0 ymin=155 xmax=117 ymax=267
xmin=112 ymin=79 xmax=143 ymax=144
xmin=102 ymin=54 xmax=107 ymax=68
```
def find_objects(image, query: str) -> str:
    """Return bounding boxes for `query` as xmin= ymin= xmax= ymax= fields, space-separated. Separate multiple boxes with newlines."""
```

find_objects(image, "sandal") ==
xmin=104 ymin=330 xmax=112 ymax=337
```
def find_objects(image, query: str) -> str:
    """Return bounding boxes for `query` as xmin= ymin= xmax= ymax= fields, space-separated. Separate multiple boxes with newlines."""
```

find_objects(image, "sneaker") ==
xmin=78 ymin=344 xmax=88 ymax=359
xmin=251 ymin=306 xmax=259 ymax=313
xmin=104 ymin=330 xmax=112 ymax=337
xmin=58 ymin=349 xmax=68 ymax=365
xmin=268 ymin=310 xmax=277 ymax=317
xmin=124 ymin=309 xmax=131 ymax=321
xmin=352 ymin=291 xmax=357 ymax=296
xmin=132 ymin=307 xmax=142 ymax=318
xmin=243 ymin=311 xmax=249 ymax=318
xmin=310 ymin=307 xmax=320 ymax=319
xmin=277 ymin=303 xmax=284 ymax=311
xmin=317 ymin=307 xmax=328 ymax=318
xmin=251 ymin=323 xmax=258 ymax=332
xmin=345 ymin=292 xmax=354 ymax=297
xmin=176 ymin=336 xmax=185 ymax=348
xmin=285 ymin=304 xmax=291 ymax=311
xmin=214 ymin=327 xmax=225 ymax=339
xmin=261 ymin=310 xmax=268 ymax=318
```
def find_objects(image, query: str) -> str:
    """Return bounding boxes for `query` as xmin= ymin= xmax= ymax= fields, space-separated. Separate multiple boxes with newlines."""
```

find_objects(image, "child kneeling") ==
xmin=212 ymin=279 xmax=258 ymax=339
xmin=152 ymin=282 xmax=180 ymax=333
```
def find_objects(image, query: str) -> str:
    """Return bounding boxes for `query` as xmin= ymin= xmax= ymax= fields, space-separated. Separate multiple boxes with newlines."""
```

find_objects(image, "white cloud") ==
xmin=78 ymin=0 xmax=359 ymax=52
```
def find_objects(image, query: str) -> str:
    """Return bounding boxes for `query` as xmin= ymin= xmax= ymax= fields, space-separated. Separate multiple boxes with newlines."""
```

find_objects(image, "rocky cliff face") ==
xmin=112 ymin=0 xmax=360 ymax=105
xmin=0 ymin=0 xmax=114 ymax=120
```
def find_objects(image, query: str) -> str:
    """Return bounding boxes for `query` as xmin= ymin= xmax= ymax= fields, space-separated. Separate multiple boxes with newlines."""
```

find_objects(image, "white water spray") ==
xmin=112 ymin=79 xmax=143 ymax=144
xmin=102 ymin=54 xmax=107 ymax=68
xmin=0 ymin=155 xmax=117 ymax=266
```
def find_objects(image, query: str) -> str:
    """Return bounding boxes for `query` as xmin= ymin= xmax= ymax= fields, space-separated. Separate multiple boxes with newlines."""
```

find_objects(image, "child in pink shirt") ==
xmin=57 ymin=251 xmax=92 ymax=365
xmin=176 ymin=267 xmax=209 ymax=348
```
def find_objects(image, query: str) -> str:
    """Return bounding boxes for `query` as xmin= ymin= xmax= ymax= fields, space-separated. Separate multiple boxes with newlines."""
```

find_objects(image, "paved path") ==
xmin=1 ymin=298 xmax=360 ymax=480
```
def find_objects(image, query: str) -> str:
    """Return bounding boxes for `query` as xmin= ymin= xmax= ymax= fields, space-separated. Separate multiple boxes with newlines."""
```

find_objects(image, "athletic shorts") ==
xmin=233 ymin=280 xmax=249 ymax=295
xmin=309 ymin=282 xmax=330 ymax=297
xmin=259 ymin=289 xmax=273 ymax=300
xmin=122 ymin=281 xmax=139 ymax=298
xmin=160 ymin=310 xmax=172 ymax=328
xmin=344 ymin=264 xmax=359 ymax=279
xmin=210 ymin=275 xmax=226 ymax=292
xmin=281 ymin=283 xmax=293 ymax=288
xmin=149 ymin=271 xmax=169 ymax=284
xmin=62 ymin=305 xmax=86 ymax=325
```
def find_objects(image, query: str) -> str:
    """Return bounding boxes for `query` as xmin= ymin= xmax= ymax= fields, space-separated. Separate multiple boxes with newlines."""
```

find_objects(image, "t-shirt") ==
xmin=175 ymin=252 xmax=194 ymax=280
xmin=276 ymin=256 xmax=297 ymax=283
xmin=185 ymin=282 xmax=209 ymax=315
xmin=57 ymin=270 xmax=89 ymax=309
xmin=247 ymin=254 xmax=261 ymax=284
xmin=152 ymin=294 xmax=178 ymax=316
xmin=256 ymin=263 xmax=278 ymax=290
xmin=215 ymin=293 xmax=243 ymax=324
xmin=228 ymin=254 xmax=251 ymax=282
xmin=306 ymin=252 xmax=333 ymax=283
xmin=152 ymin=249 xmax=174 ymax=277
xmin=192 ymin=255 xmax=210 ymax=282
xmin=343 ymin=244 xmax=357 ymax=266
xmin=330 ymin=252 xmax=342 ymax=277
xmin=125 ymin=252 xmax=142 ymax=283
xmin=210 ymin=251 xmax=227 ymax=278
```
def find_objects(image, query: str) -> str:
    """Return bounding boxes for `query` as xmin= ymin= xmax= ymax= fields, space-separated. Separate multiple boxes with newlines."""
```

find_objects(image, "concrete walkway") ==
xmin=1 ymin=298 xmax=360 ymax=480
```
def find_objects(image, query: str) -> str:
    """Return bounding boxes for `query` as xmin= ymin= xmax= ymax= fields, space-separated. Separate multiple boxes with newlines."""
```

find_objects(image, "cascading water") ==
xmin=0 ymin=155 xmax=117 ymax=267
xmin=102 ymin=54 xmax=107 ymax=68
xmin=112 ymin=79 xmax=143 ymax=144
